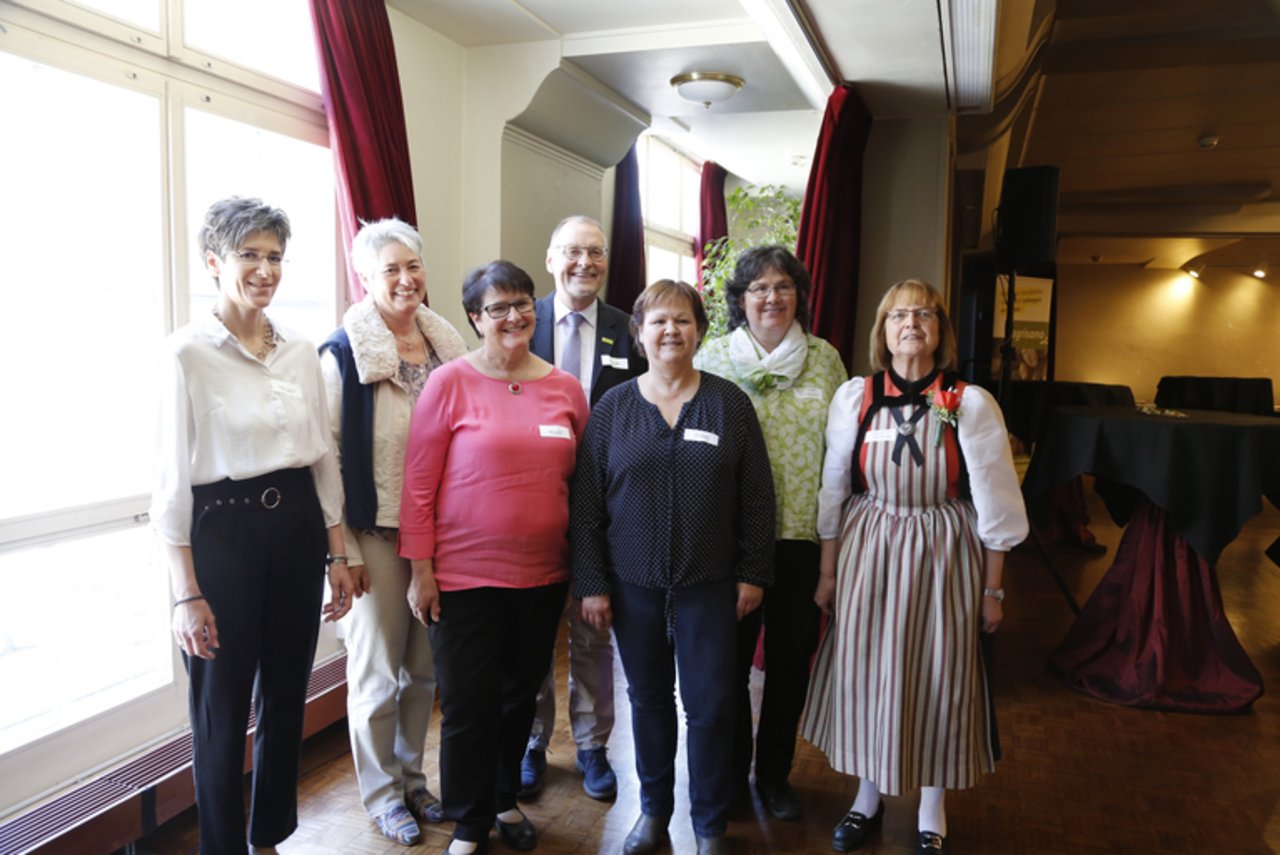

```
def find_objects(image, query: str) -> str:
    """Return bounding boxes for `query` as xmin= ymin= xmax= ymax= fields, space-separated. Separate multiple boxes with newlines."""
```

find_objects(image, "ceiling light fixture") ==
xmin=670 ymin=72 xmax=745 ymax=109
xmin=1185 ymin=261 xmax=1205 ymax=279
xmin=1253 ymin=260 xmax=1268 ymax=279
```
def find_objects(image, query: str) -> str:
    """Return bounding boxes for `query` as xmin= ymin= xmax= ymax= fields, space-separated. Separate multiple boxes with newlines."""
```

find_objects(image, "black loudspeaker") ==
xmin=954 ymin=251 xmax=997 ymax=387
xmin=994 ymin=165 xmax=1059 ymax=274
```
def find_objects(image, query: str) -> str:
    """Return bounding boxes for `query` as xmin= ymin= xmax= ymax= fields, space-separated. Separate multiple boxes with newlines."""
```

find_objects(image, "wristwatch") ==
xmin=982 ymin=587 xmax=1005 ymax=602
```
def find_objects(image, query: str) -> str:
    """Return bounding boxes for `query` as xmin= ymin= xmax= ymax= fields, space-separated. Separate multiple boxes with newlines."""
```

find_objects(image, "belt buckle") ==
xmin=260 ymin=486 xmax=282 ymax=509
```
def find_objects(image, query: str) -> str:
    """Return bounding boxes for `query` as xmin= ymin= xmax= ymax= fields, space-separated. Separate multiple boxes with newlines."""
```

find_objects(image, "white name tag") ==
xmin=794 ymin=386 xmax=825 ymax=401
xmin=683 ymin=428 xmax=720 ymax=446
xmin=539 ymin=425 xmax=572 ymax=440
xmin=601 ymin=355 xmax=629 ymax=370
xmin=270 ymin=379 xmax=303 ymax=399
xmin=864 ymin=428 xmax=896 ymax=443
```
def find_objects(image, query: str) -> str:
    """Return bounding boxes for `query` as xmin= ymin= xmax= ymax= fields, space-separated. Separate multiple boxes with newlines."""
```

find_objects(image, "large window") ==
xmin=635 ymin=133 xmax=701 ymax=285
xmin=0 ymin=0 xmax=337 ymax=816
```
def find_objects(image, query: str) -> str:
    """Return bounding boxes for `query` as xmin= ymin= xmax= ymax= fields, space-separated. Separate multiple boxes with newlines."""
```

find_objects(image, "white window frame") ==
xmin=636 ymin=133 xmax=701 ymax=282
xmin=0 ymin=0 xmax=341 ymax=815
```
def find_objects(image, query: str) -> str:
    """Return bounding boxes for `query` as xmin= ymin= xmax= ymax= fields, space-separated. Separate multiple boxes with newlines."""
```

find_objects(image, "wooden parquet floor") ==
xmin=132 ymin=486 xmax=1280 ymax=854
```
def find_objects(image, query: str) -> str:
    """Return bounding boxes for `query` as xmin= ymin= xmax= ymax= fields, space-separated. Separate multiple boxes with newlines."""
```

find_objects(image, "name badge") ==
xmin=864 ymin=428 xmax=896 ymax=443
xmin=683 ymin=428 xmax=720 ymax=446
xmin=601 ymin=355 xmax=629 ymax=370
xmin=794 ymin=387 xmax=824 ymax=401
xmin=539 ymin=425 xmax=572 ymax=440
xmin=270 ymin=379 xmax=303 ymax=399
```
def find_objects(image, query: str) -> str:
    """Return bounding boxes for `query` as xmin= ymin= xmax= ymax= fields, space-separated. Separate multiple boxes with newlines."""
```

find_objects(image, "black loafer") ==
xmin=832 ymin=802 xmax=884 ymax=852
xmin=495 ymin=813 xmax=536 ymax=851
xmin=622 ymin=813 xmax=669 ymax=855
xmin=918 ymin=831 xmax=947 ymax=854
xmin=755 ymin=778 xmax=803 ymax=820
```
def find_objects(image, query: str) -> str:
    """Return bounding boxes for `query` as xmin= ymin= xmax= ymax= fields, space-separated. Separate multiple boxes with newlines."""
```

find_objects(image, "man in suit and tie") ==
xmin=520 ymin=215 xmax=644 ymax=802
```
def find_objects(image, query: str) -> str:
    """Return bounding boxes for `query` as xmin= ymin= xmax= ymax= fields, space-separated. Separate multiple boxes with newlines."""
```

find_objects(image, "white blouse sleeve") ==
xmin=307 ymin=351 xmax=345 ymax=529
xmin=319 ymin=349 xmax=362 ymax=564
xmin=150 ymin=344 xmax=196 ymax=546
xmin=816 ymin=377 xmax=865 ymax=539
xmin=957 ymin=384 xmax=1029 ymax=551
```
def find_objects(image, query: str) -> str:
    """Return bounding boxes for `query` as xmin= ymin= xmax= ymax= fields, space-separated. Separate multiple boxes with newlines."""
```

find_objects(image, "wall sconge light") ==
xmin=670 ymin=72 xmax=745 ymax=109
xmin=1253 ymin=261 xmax=1268 ymax=279
xmin=1185 ymin=261 xmax=1205 ymax=279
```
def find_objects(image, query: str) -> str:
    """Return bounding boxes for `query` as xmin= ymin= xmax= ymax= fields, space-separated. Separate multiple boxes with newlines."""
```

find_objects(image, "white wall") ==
xmin=855 ymin=115 xmax=952 ymax=374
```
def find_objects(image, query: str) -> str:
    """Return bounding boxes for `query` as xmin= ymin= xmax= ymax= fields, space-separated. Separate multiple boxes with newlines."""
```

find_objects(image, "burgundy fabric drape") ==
xmin=309 ymin=0 xmax=418 ymax=303
xmin=1049 ymin=498 xmax=1263 ymax=712
xmin=607 ymin=142 xmax=646 ymax=312
xmin=696 ymin=160 xmax=728 ymax=281
xmin=796 ymin=85 xmax=872 ymax=370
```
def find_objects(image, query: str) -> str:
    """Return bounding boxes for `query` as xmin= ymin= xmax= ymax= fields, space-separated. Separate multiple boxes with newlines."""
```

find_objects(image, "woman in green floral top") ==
xmin=694 ymin=245 xmax=847 ymax=820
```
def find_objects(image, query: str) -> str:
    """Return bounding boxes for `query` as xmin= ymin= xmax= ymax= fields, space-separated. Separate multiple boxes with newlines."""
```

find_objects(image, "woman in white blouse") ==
xmin=801 ymin=279 xmax=1028 ymax=855
xmin=152 ymin=197 xmax=357 ymax=855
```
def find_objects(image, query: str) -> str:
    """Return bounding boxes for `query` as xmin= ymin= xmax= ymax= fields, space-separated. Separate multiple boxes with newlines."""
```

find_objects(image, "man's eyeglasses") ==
xmin=481 ymin=299 xmax=536 ymax=319
xmin=229 ymin=249 xmax=285 ymax=268
xmin=556 ymin=244 xmax=608 ymax=262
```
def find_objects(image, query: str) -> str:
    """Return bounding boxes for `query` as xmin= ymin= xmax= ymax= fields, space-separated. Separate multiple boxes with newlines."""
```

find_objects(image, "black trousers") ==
xmin=733 ymin=539 xmax=822 ymax=786
xmin=185 ymin=468 xmax=327 ymax=855
xmin=429 ymin=581 xmax=568 ymax=842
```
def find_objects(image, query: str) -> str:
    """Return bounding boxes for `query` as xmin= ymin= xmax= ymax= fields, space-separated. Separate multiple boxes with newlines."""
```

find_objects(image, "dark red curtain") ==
xmin=309 ymin=0 xmax=418 ymax=303
xmin=797 ymin=85 xmax=872 ymax=370
xmin=607 ymin=142 xmax=646 ymax=311
xmin=696 ymin=160 xmax=728 ymax=281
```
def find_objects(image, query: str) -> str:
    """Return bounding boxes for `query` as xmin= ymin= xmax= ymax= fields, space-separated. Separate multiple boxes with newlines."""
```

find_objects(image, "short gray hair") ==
xmin=548 ymin=215 xmax=606 ymax=250
xmin=351 ymin=217 xmax=425 ymax=279
xmin=198 ymin=197 xmax=290 ymax=259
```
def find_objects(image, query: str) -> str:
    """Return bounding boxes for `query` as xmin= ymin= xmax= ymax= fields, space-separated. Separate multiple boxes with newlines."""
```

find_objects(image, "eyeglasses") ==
xmin=745 ymin=282 xmax=796 ymax=298
xmin=480 ymin=298 xmax=535 ymax=319
xmin=556 ymin=244 xmax=608 ymax=262
xmin=886 ymin=308 xmax=937 ymax=324
xmin=229 ymin=249 xmax=285 ymax=268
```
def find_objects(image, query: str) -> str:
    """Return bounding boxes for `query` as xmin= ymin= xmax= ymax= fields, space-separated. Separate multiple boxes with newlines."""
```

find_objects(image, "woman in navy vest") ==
xmin=319 ymin=218 xmax=467 ymax=846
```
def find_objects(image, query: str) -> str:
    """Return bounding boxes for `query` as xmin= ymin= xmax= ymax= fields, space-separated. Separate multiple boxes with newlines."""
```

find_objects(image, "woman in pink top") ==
xmin=400 ymin=260 xmax=589 ymax=855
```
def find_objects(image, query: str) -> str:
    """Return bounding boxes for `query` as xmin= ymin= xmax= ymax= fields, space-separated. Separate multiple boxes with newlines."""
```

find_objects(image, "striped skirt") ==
xmin=801 ymin=489 xmax=995 ymax=795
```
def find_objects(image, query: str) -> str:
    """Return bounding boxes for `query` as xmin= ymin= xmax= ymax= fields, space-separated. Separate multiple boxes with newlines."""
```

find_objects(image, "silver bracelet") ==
xmin=983 ymin=587 xmax=1005 ymax=602
xmin=326 ymin=554 xmax=349 ymax=567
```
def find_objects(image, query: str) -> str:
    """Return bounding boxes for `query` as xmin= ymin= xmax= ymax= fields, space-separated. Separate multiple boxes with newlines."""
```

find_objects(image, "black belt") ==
xmin=192 ymin=467 xmax=313 ymax=513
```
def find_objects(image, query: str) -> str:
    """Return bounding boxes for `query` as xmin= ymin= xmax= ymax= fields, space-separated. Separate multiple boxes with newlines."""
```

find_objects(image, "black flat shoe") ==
xmin=918 ymin=831 xmax=947 ymax=854
xmin=622 ymin=813 xmax=669 ymax=855
xmin=695 ymin=834 xmax=729 ymax=854
xmin=755 ymin=778 xmax=803 ymax=820
xmin=831 ymin=802 xmax=884 ymax=852
xmin=495 ymin=813 xmax=536 ymax=851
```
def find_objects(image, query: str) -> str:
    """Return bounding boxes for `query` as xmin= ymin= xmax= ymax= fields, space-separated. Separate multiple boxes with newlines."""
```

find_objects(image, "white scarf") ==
xmin=728 ymin=321 xmax=808 ymax=392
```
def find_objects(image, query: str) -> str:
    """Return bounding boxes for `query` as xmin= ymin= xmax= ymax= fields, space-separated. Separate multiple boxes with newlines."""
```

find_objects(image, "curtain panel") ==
xmin=796 ymin=85 xmax=872 ymax=370
xmin=310 ymin=0 xmax=418 ymax=303
xmin=696 ymin=160 xmax=728 ymax=281
xmin=608 ymin=142 xmax=646 ymax=312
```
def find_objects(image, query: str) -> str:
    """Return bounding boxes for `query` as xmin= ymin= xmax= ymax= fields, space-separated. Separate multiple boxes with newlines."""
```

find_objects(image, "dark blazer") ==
xmin=532 ymin=293 xmax=645 ymax=407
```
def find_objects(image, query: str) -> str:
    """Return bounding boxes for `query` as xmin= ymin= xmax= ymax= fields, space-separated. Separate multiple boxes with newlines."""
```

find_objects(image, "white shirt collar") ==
xmin=553 ymin=294 xmax=598 ymax=330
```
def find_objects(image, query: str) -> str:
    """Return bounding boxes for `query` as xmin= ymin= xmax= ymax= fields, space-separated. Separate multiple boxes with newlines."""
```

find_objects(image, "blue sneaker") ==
xmin=575 ymin=747 xmax=617 ymax=800
xmin=518 ymin=747 xmax=546 ymax=800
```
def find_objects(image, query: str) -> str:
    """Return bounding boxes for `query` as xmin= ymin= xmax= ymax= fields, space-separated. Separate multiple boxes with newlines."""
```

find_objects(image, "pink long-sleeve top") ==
xmin=399 ymin=357 xmax=590 ymax=591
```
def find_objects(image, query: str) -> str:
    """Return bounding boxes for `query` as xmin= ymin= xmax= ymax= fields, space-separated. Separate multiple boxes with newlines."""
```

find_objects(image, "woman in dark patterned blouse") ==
xmin=571 ymin=279 xmax=775 ymax=855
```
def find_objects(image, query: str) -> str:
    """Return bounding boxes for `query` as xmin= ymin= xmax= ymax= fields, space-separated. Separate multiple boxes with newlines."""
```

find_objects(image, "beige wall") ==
xmin=855 ymin=115 xmax=953 ymax=374
xmin=388 ymin=6 xmax=469 ymax=337
xmin=1054 ymin=264 xmax=1280 ymax=403
xmin=500 ymin=128 xmax=607 ymax=299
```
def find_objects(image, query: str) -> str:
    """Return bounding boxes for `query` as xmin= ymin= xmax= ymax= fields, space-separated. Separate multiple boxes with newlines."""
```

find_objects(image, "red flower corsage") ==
xmin=927 ymin=387 xmax=962 ymax=447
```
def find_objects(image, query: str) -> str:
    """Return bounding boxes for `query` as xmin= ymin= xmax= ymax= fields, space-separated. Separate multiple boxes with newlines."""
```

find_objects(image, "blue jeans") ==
xmin=612 ymin=578 xmax=738 ymax=838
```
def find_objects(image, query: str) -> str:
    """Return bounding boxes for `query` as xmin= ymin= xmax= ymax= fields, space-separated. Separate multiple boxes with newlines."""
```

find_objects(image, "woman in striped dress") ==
xmin=801 ymin=279 xmax=1027 ymax=855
